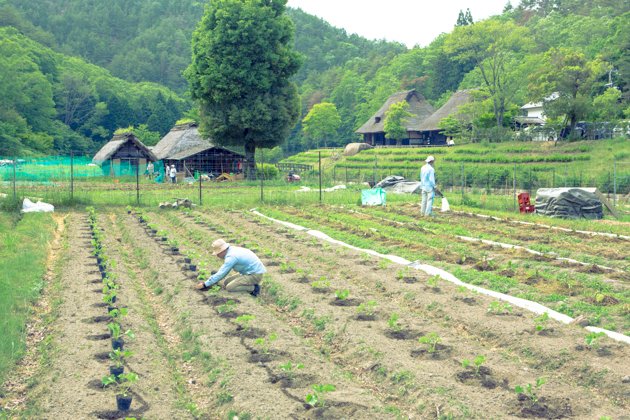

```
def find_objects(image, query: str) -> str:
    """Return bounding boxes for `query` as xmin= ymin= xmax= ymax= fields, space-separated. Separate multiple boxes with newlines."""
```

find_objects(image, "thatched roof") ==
xmin=152 ymin=123 xmax=210 ymax=160
xmin=418 ymin=90 xmax=474 ymax=132
xmin=344 ymin=143 xmax=373 ymax=156
xmin=92 ymin=133 xmax=157 ymax=164
xmin=356 ymin=90 xmax=435 ymax=134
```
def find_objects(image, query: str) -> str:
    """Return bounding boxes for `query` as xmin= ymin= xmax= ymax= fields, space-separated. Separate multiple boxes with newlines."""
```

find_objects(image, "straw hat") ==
xmin=425 ymin=155 xmax=435 ymax=163
xmin=212 ymin=239 xmax=230 ymax=255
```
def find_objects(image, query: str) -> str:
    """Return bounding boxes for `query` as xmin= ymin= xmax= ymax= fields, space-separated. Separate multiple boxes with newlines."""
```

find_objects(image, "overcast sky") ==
xmin=287 ymin=0 xmax=512 ymax=48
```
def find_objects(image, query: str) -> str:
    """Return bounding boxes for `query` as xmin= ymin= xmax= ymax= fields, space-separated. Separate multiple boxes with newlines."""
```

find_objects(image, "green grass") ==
xmin=279 ymin=138 xmax=630 ymax=193
xmin=0 ymin=212 xmax=56 ymax=384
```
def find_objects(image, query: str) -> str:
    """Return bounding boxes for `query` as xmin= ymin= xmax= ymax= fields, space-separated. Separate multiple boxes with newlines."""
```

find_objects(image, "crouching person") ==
xmin=195 ymin=239 xmax=265 ymax=296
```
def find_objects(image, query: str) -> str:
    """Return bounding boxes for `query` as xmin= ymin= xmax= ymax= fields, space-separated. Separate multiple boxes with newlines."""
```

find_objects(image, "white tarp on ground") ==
xmin=22 ymin=198 xmax=54 ymax=213
xmin=375 ymin=175 xmax=422 ymax=194
xmin=251 ymin=209 xmax=630 ymax=345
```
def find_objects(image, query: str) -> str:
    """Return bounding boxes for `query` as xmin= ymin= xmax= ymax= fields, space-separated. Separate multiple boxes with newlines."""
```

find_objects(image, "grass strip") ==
xmin=0 ymin=213 xmax=56 ymax=385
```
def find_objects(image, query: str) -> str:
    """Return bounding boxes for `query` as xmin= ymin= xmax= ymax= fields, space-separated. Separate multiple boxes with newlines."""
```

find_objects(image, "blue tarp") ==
xmin=361 ymin=188 xmax=386 ymax=206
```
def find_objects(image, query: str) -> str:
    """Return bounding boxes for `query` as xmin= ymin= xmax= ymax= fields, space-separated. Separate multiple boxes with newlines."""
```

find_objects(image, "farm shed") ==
xmin=92 ymin=133 xmax=157 ymax=177
xmin=417 ymin=90 xmax=473 ymax=145
xmin=153 ymin=122 xmax=245 ymax=177
xmin=356 ymin=90 xmax=435 ymax=146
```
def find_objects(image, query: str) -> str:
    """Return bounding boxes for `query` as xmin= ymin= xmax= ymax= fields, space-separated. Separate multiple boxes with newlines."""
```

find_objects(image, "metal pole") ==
xmin=552 ymin=169 xmax=555 ymax=187
xmin=373 ymin=154 xmax=377 ymax=185
xmin=319 ymin=151 xmax=322 ymax=203
xmin=613 ymin=158 xmax=617 ymax=207
xmin=513 ymin=164 xmax=517 ymax=212
xmin=461 ymin=164 xmax=465 ymax=202
xmin=345 ymin=166 xmax=348 ymax=184
xmin=12 ymin=156 xmax=16 ymax=200
xmin=136 ymin=159 xmax=140 ymax=205
xmin=70 ymin=151 xmax=74 ymax=201
xmin=260 ymin=149 xmax=264 ymax=202
xmin=487 ymin=169 xmax=490 ymax=192
xmin=199 ymin=169 xmax=202 ymax=205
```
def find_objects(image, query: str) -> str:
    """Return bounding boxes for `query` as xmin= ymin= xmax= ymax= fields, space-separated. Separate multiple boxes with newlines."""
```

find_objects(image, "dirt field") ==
xmin=2 ymin=207 xmax=629 ymax=419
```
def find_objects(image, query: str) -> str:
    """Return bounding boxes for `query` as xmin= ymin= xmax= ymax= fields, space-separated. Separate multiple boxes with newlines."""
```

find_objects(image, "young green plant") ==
xmin=305 ymin=384 xmax=336 ymax=408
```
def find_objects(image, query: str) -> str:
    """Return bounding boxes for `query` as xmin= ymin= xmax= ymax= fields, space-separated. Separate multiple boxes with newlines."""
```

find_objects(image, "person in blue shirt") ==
xmin=420 ymin=155 xmax=437 ymax=216
xmin=195 ymin=239 xmax=265 ymax=296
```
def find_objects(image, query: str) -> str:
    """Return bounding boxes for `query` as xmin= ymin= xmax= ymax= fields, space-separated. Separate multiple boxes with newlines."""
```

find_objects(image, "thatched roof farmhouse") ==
xmin=355 ymin=90 xmax=435 ymax=146
xmin=154 ymin=123 xmax=245 ymax=177
xmin=417 ymin=90 xmax=474 ymax=144
xmin=92 ymin=133 xmax=157 ymax=176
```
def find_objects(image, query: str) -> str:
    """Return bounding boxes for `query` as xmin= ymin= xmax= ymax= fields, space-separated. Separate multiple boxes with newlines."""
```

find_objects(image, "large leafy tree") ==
xmin=384 ymin=101 xmax=413 ymax=145
xmin=444 ymin=19 xmax=532 ymax=128
xmin=186 ymin=0 xmax=301 ymax=178
xmin=302 ymin=102 xmax=341 ymax=148
xmin=528 ymin=48 xmax=608 ymax=136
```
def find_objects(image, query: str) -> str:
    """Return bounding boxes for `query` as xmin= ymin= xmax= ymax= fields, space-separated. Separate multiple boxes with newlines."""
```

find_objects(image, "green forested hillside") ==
xmin=1 ymin=0 xmax=628 ymax=156
xmin=0 ymin=26 xmax=186 ymax=155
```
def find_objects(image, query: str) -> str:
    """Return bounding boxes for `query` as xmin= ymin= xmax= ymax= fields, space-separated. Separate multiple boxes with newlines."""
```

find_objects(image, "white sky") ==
xmin=287 ymin=0 xmax=511 ymax=48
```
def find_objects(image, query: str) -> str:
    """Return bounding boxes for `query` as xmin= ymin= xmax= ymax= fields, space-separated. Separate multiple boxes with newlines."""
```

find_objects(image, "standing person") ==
xmin=146 ymin=161 xmax=154 ymax=179
xmin=169 ymin=164 xmax=177 ymax=184
xmin=195 ymin=239 xmax=265 ymax=296
xmin=420 ymin=155 xmax=437 ymax=216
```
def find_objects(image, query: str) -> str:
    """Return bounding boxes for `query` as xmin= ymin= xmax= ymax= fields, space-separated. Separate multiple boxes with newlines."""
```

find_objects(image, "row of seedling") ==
xmin=87 ymin=207 xmax=139 ymax=412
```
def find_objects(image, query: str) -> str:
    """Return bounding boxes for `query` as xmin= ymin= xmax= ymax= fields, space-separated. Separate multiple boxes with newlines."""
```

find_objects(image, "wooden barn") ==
xmin=92 ymin=133 xmax=157 ymax=176
xmin=355 ymin=90 xmax=435 ymax=146
xmin=153 ymin=123 xmax=245 ymax=178
xmin=417 ymin=90 xmax=474 ymax=145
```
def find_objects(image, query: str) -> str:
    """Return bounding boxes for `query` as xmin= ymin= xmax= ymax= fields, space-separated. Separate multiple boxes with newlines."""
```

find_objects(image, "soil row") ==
xmin=144 ymin=207 xmax=629 ymax=419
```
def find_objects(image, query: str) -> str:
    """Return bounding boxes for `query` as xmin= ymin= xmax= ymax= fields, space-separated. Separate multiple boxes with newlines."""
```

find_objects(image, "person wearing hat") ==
xmin=420 ymin=155 xmax=437 ymax=216
xmin=195 ymin=239 xmax=266 ymax=296
xmin=169 ymin=164 xmax=177 ymax=183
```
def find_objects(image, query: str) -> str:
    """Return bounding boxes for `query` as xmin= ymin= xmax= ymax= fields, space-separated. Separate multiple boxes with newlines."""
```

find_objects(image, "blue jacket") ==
xmin=204 ymin=246 xmax=266 ymax=287
xmin=420 ymin=163 xmax=435 ymax=192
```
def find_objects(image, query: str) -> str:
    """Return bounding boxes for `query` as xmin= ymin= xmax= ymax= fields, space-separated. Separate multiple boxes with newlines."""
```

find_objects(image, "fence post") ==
xmin=513 ymin=164 xmax=517 ymax=212
xmin=333 ymin=166 xmax=336 ymax=182
xmin=345 ymin=166 xmax=348 ymax=184
xmin=319 ymin=151 xmax=322 ymax=204
xmin=552 ymin=169 xmax=555 ymax=188
xmin=260 ymin=149 xmax=264 ymax=203
xmin=373 ymin=154 xmax=377 ymax=185
xmin=199 ymin=171 xmax=202 ymax=205
xmin=564 ymin=164 xmax=568 ymax=187
xmin=70 ymin=151 xmax=74 ymax=201
xmin=613 ymin=158 xmax=617 ymax=207
xmin=136 ymin=159 xmax=140 ymax=205
xmin=461 ymin=164 xmax=465 ymax=202
xmin=487 ymin=169 xmax=490 ymax=192
xmin=12 ymin=156 xmax=16 ymax=201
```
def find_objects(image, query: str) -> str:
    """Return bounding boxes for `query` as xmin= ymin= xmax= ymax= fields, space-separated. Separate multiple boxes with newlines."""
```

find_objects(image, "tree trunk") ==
xmin=244 ymin=140 xmax=256 ymax=180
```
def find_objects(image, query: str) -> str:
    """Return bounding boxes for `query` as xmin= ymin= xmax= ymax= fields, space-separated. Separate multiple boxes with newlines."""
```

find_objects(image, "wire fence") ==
xmin=0 ymin=154 xmax=628 ymax=211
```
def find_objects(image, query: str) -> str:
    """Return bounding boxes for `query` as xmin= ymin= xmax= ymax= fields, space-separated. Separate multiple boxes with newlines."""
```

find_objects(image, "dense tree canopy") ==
xmin=2 ymin=0 xmax=628 ymax=156
xmin=186 ymin=0 xmax=301 ymax=178
xmin=0 ymin=27 xmax=186 ymax=155
xmin=384 ymin=101 xmax=413 ymax=145
xmin=302 ymin=102 xmax=341 ymax=148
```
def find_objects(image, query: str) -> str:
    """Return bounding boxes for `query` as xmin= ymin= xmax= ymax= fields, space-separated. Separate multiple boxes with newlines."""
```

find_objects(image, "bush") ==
xmin=256 ymin=163 xmax=279 ymax=179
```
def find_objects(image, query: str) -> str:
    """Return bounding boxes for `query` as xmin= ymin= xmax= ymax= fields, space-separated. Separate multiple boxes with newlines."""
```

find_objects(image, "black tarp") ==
xmin=535 ymin=188 xmax=603 ymax=219
xmin=374 ymin=175 xmax=422 ymax=194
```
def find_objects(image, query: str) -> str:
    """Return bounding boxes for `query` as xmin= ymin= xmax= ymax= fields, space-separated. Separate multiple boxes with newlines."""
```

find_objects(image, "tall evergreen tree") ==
xmin=186 ymin=0 xmax=301 ymax=178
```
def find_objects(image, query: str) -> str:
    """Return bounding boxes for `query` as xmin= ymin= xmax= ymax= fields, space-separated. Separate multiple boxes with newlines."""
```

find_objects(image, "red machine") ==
xmin=518 ymin=192 xmax=535 ymax=213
